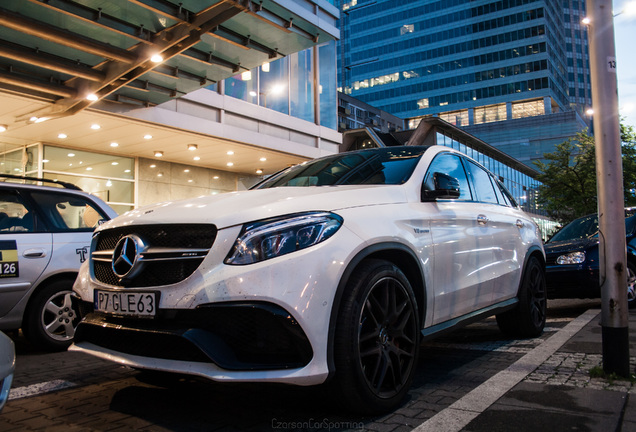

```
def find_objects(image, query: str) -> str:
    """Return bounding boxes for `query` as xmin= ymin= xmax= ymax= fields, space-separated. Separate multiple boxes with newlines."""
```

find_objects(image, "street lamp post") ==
xmin=585 ymin=0 xmax=630 ymax=376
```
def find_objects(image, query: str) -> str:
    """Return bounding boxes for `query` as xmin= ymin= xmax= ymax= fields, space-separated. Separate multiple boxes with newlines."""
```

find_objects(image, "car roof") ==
xmin=0 ymin=174 xmax=82 ymax=191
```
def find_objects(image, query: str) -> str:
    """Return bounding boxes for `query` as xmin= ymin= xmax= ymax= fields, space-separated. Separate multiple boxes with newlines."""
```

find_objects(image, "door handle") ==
xmin=516 ymin=219 xmax=524 ymax=228
xmin=23 ymin=248 xmax=46 ymax=258
xmin=477 ymin=214 xmax=488 ymax=225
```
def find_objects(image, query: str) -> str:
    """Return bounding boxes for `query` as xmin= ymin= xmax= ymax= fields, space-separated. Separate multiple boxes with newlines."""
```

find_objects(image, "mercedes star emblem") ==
xmin=112 ymin=235 xmax=145 ymax=279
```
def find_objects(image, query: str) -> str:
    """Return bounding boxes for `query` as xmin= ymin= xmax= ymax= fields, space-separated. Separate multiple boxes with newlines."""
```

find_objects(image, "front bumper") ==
xmin=72 ymin=223 xmax=365 ymax=386
xmin=73 ymin=300 xmax=313 ymax=371
xmin=545 ymin=265 xmax=600 ymax=299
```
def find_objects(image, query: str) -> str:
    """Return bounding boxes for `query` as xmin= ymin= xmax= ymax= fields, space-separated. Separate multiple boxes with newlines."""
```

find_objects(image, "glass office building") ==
xmin=337 ymin=0 xmax=589 ymax=166
xmin=563 ymin=0 xmax=592 ymax=114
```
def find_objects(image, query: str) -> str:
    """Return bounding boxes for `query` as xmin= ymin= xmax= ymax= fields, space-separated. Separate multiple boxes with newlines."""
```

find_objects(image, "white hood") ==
xmin=98 ymin=185 xmax=408 ymax=231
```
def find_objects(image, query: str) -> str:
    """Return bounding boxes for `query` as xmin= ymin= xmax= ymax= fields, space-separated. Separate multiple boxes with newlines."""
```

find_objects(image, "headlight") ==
xmin=224 ymin=212 xmax=343 ymax=265
xmin=556 ymin=251 xmax=586 ymax=265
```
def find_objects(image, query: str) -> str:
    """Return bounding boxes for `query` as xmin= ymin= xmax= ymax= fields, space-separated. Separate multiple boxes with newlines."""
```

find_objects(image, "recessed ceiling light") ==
xmin=0 ymin=125 xmax=7 ymax=133
xmin=226 ymin=162 xmax=234 ymax=167
xmin=151 ymin=53 xmax=164 ymax=63
xmin=256 ymin=169 xmax=263 ymax=174
xmin=187 ymin=144 xmax=197 ymax=151
xmin=91 ymin=124 xmax=101 ymax=130
xmin=227 ymin=151 xmax=234 ymax=155
xmin=86 ymin=167 xmax=93 ymax=171
xmin=111 ymin=162 xmax=119 ymax=166
xmin=184 ymin=169 xmax=190 ymax=173
xmin=144 ymin=134 xmax=153 ymax=140
xmin=213 ymin=176 xmax=219 ymax=180
xmin=42 ymin=159 xmax=49 ymax=163
xmin=259 ymin=157 xmax=267 ymax=162
xmin=157 ymin=172 xmax=163 ymax=177
xmin=193 ymin=156 xmax=201 ymax=161
xmin=188 ymin=179 xmax=193 ymax=183
xmin=150 ymin=164 xmax=156 ymax=168
xmin=86 ymin=93 xmax=98 ymax=101
xmin=58 ymin=133 xmax=67 ymax=139
xmin=68 ymin=153 xmax=75 ymax=157
xmin=110 ymin=142 xmax=119 ymax=147
xmin=124 ymin=169 xmax=131 ymax=173
xmin=154 ymin=151 xmax=163 ymax=157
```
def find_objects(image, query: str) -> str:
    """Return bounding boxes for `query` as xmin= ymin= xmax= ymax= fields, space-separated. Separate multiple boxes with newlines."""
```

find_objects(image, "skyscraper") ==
xmin=563 ymin=0 xmax=593 ymax=113
xmin=338 ymin=0 xmax=589 ymax=165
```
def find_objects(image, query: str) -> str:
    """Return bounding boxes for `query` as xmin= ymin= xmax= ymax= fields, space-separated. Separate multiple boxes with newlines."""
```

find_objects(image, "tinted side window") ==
xmin=29 ymin=192 xmax=108 ymax=231
xmin=465 ymin=160 xmax=498 ymax=204
xmin=497 ymin=182 xmax=518 ymax=207
xmin=0 ymin=190 xmax=35 ymax=233
xmin=424 ymin=153 xmax=472 ymax=200
xmin=491 ymin=175 xmax=508 ymax=205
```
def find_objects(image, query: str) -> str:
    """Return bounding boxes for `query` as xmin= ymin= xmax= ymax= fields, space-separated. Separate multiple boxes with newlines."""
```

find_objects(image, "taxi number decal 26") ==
xmin=0 ymin=240 xmax=19 ymax=278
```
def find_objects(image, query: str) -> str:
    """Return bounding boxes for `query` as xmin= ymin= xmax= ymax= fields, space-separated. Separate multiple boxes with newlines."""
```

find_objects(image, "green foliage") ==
xmin=534 ymin=124 xmax=636 ymax=225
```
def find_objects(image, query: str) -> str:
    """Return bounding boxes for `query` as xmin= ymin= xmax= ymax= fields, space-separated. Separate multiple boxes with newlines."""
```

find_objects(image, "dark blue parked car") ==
xmin=544 ymin=211 xmax=636 ymax=308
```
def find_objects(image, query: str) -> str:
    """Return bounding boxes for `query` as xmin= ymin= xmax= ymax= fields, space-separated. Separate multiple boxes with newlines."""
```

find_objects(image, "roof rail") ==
xmin=0 ymin=174 xmax=83 ymax=191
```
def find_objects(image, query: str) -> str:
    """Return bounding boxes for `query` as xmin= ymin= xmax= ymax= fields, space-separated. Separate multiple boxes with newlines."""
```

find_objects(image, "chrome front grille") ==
xmin=91 ymin=224 xmax=217 ymax=288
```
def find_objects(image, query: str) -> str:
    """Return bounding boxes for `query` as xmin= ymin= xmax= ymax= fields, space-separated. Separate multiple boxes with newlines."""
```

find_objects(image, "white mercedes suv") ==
xmin=71 ymin=145 xmax=546 ymax=413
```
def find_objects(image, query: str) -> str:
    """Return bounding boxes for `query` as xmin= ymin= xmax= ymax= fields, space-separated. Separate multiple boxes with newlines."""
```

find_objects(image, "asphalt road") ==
xmin=0 ymin=299 xmax=601 ymax=432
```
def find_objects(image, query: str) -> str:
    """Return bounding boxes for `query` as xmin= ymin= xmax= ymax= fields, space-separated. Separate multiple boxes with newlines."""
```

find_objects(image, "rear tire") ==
xmin=627 ymin=261 xmax=636 ymax=309
xmin=333 ymin=259 xmax=420 ymax=414
xmin=23 ymin=280 xmax=80 ymax=351
xmin=496 ymin=256 xmax=546 ymax=338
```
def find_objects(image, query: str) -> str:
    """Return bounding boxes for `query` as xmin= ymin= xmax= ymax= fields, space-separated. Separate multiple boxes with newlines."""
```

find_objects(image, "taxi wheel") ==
xmin=333 ymin=259 xmax=420 ymax=414
xmin=23 ymin=279 xmax=80 ymax=351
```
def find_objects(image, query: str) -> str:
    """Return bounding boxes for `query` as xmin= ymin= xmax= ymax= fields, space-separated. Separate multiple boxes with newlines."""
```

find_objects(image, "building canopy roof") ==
xmin=0 ymin=0 xmax=336 ymax=123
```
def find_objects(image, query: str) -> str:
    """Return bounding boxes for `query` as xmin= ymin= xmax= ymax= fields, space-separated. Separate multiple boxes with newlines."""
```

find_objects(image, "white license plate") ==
xmin=94 ymin=290 xmax=157 ymax=317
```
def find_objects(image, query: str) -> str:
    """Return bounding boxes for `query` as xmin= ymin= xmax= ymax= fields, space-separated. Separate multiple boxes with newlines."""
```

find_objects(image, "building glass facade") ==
xmin=218 ymin=41 xmax=338 ymax=131
xmin=337 ymin=0 xmax=589 ymax=167
xmin=339 ymin=0 xmax=569 ymax=119
xmin=562 ymin=0 xmax=592 ymax=115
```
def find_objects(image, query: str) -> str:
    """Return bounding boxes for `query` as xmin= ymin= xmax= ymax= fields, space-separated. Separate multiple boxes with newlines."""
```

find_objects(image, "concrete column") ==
xmin=543 ymin=96 xmax=552 ymax=114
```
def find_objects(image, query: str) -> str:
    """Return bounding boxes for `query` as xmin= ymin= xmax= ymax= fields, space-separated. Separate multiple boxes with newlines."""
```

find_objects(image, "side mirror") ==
xmin=422 ymin=172 xmax=461 ymax=201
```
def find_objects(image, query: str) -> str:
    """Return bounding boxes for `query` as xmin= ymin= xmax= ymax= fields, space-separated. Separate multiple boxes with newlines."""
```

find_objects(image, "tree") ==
xmin=534 ymin=123 xmax=636 ymax=225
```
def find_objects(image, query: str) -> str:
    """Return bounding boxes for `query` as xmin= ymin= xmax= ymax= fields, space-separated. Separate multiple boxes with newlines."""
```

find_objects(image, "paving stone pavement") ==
xmin=3 ymin=300 xmax=629 ymax=432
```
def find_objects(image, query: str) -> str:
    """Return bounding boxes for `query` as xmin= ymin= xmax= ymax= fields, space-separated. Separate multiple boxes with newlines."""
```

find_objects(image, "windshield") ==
xmin=253 ymin=147 xmax=428 ymax=189
xmin=549 ymin=214 xmax=598 ymax=243
xmin=549 ymin=211 xmax=636 ymax=243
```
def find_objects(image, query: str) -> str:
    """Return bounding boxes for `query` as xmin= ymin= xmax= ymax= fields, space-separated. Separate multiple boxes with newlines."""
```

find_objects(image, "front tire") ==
xmin=333 ymin=259 xmax=420 ymax=414
xmin=496 ymin=256 xmax=546 ymax=338
xmin=23 ymin=280 xmax=80 ymax=351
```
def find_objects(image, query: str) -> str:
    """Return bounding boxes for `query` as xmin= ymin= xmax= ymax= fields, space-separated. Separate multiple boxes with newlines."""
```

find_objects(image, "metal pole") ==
xmin=585 ymin=0 xmax=629 ymax=376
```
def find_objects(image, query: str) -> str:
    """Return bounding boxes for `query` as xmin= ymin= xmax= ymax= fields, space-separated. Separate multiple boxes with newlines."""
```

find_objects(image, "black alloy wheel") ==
xmin=334 ymin=259 xmax=420 ymax=413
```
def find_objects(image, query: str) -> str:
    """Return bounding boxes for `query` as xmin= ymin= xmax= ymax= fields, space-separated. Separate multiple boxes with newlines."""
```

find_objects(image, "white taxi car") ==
xmin=0 ymin=177 xmax=117 ymax=350
xmin=71 ymin=145 xmax=546 ymax=413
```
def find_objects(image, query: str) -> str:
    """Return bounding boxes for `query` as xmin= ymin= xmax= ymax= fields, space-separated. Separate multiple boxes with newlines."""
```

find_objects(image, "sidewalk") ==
xmin=414 ymin=308 xmax=636 ymax=432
